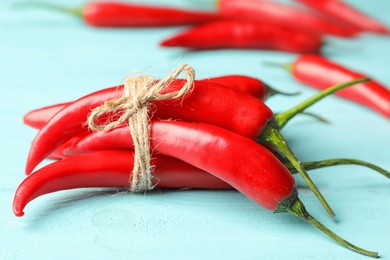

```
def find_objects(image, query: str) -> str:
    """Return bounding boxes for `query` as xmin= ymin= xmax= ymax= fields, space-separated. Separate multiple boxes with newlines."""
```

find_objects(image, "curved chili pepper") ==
xmin=23 ymin=75 xmax=282 ymax=130
xmin=202 ymin=74 xmax=295 ymax=100
xmin=23 ymin=102 xmax=68 ymax=130
xmin=21 ymin=120 xmax=296 ymax=213
xmin=269 ymin=54 xmax=390 ymax=119
xmin=16 ymin=1 xmax=221 ymax=27
xmin=15 ymin=121 xmax=378 ymax=257
xmin=48 ymin=133 xmax=89 ymax=160
xmin=25 ymin=76 xmax=369 ymax=217
xmin=13 ymin=150 xmax=234 ymax=217
xmin=294 ymin=0 xmax=390 ymax=35
xmin=218 ymin=0 xmax=360 ymax=38
xmin=160 ymin=20 xmax=323 ymax=54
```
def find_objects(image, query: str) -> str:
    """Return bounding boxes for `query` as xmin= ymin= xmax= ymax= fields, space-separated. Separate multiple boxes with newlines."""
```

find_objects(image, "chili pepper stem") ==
xmin=298 ymin=112 xmax=330 ymax=124
xmin=293 ymin=159 xmax=390 ymax=179
xmin=285 ymin=197 xmax=379 ymax=258
xmin=260 ymin=121 xmax=335 ymax=217
xmin=275 ymin=77 xmax=371 ymax=129
xmin=266 ymin=83 xmax=300 ymax=98
xmin=13 ymin=1 xmax=83 ymax=18
xmin=262 ymin=61 xmax=293 ymax=73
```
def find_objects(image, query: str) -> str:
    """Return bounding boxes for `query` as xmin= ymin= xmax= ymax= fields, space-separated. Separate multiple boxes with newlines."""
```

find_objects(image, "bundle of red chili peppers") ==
xmin=18 ymin=0 xmax=389 ymax=53
xmin=14 ymin=63 xmax=390 ymax=258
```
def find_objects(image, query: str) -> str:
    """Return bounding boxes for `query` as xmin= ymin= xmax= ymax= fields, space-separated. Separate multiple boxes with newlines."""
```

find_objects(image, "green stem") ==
xmin=291 ymin=158 xmax=390 ymax=179
xmin=298 ymin=111 xmax=331 ymax=124
xmin=275 ymin=77 xmax=371 ymax=129
xmin=262 ymin=62 xmax=299 ymax=98
xmin=266 ymin=83 xmax=301 ymax=98
xmin=262 ymin=61 xmax=293 ymax=73
xmin=260 ymin=120 xmax=335 ymax=217
xmin=13 ymin=1 xmax=83 ymax=18
xmin=284 ymin=196 xmax=379 ymax=258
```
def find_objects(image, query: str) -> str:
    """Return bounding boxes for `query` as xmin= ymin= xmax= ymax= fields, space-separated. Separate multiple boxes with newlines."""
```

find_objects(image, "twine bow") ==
xmin=88 ymin=64 xmax=195 ymax=192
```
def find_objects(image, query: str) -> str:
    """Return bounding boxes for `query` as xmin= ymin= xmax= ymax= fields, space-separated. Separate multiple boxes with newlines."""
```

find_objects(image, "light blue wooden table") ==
xmin=1 ymin=0 xmax=389 ymax=259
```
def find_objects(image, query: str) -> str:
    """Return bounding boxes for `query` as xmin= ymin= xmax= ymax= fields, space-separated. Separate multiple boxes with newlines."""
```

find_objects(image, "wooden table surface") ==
xmin=1 ymin=0 xmax=389 ymax=259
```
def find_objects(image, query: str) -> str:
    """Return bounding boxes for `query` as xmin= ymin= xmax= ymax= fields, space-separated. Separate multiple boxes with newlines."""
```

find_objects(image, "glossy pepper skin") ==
xmin=17 ymin=121 xmax=295 ymax=216
xmin=13 ymin=149 xmax=234 ymax=217
xmin=160 ymin=20 xmax=323 ymax=54
xmin=218 ymin=0 xmax=359 ymax=38
xmin=201 ymin=75 xmax=270 ymax=100
xmin=22 ymin=75 xmax=273 ymax=130
xmin=60 ymin=1 xmax=221 ymax=27
xmin=25 ymin=79 xmax=274 ymax=174
xmin=23 ymin=103 xmax=67 ymax=130
xmin=83 ymin=2 xmax=221 ymax=27
xmin=284 ymin=55 xmax=390 ymax=119
xmin=294 ymin=0 xmax=390 ymax=35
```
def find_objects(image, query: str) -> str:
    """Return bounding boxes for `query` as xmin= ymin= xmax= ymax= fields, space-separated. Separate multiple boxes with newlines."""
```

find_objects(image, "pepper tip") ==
xmin=13 ymin=209 xmax=25 ymax=217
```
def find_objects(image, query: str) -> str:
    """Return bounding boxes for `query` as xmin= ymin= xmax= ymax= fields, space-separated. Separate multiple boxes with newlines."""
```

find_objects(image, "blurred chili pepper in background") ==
xmin=217 ymin=0 xmax=360 ymax=37
xmin=294 ymin=0 xmax=390 ymax=35
xmin=160 ymin=20 xmax=323 ymax=53
xmin=15 ymin=1 xmax=221 ymax=27
xmin=267 ymin=54 xmax=390 ymax=119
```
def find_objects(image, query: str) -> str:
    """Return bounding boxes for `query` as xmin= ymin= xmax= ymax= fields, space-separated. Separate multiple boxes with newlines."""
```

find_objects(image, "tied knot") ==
xmin=87 ymin=64 xmax=195 ymax=192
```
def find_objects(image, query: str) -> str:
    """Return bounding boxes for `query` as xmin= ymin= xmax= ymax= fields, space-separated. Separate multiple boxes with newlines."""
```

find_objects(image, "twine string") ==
xmin=87 ymin=64 xmax=195 ymax=192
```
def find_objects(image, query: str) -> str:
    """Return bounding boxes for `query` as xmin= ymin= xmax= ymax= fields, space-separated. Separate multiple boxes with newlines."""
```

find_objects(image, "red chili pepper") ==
xmin=17 ymin=1 xmax=221 ymax=27
xmin=48 ymin=134 xmax=89 ymax=160
xmin=160 ymin=20 xmax=323 ymax=54
xmin=202 ymin=74 xmax=282 ymax=100
xmin=13 ymin=149 xmax=233 ymax=217
xmin=217 ymin=0 xmax=360 ymax=38
xmin=270 ymin=54 xmax=390 ymax=119
xmin=23 ymin=75 xmax=282 ymax=130
xmin=19 ymin=121 xmax=296 ymax=213
xmin=25 ymin=77 xmax=369 ymax=217
xmin=23 ymin=102 xmax=67 ymax=130
xmin=14 ymin=121 xmax=378 ymax=257
xmin=294 ymin=0 xmax=390 ymax=35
